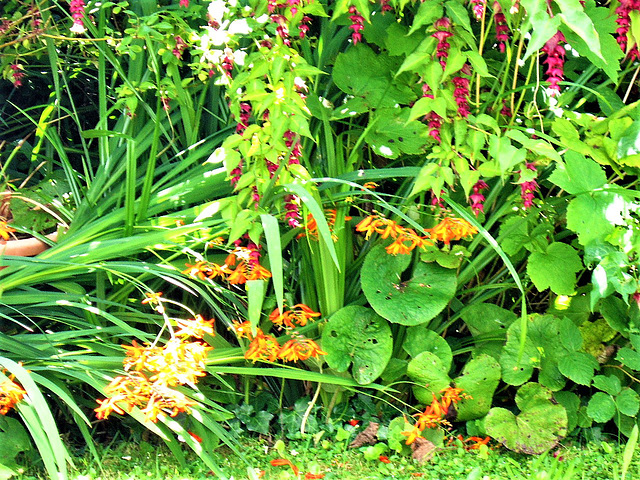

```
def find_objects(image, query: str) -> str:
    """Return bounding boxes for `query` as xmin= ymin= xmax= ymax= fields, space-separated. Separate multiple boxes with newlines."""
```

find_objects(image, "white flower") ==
xmin=208 ymin=0 xmax=228 ymax=25
xmin=70 ymin=22 xmax=86 ymax=34
xmin=203 ymin=25 xmax=231 ymax=46
xmin=228 ymin=18 xmax=251 ymax=35
xmin=256 ymin=14 xmax=269 ymax=23
xmin=234 ymin=50 xmax=247 ymax=66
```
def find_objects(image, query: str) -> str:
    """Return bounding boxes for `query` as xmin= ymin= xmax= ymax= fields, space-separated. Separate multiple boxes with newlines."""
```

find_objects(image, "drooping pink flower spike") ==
xmin=69 ymin=0 xmax=86 ymax=34
xmin=541 ymin=31 xmax=566 ymax=96
xmin=348 ymin=6 xmax=365 ymax=45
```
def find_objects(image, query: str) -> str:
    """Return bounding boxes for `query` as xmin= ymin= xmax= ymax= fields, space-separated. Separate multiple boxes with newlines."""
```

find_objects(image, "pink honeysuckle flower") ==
xmin=10 ymin=64 xmax=25 ymax=87
xmin=470 ymin=0 xmax=486 ymax=20
xmin=69 ymin=0 xmax=86 ymax=34
xmin=452 ymin=64 xmax=472 ymax=118
xmin=541 ymin=31 xmax=566 ymax=96
xmin=469 ymin=180 xmax=488 ymax=215
xmin=493 ymin=2 xmax=510 ymax=53
xmin=349 ymin=6 xmax=365 ymax=45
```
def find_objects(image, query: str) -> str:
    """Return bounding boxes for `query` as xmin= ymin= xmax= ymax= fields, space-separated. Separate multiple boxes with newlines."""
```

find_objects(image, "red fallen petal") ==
xmin=187 ymin=431 xmax=203 ymax=443
xmin=379 ymin=455 xmax=391 ymax=463
xmin=348 ymin=419 xmax=359 ymax=427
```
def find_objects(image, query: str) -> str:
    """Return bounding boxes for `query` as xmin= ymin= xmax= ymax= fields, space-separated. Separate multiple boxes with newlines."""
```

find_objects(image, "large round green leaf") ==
xmin=407 ymin=351 xmax=451 ymax=404
xmin=403 ymin=327 xmax=452 ymax=367
xmin=321 ymin=306 xmax=393 ymax=385
xmin=455 ymin=354 xmax=501 ymax=421
xmin=485 ymin=383 xmax=568 ymax=454
xmin=361 ymin=244 xmax=457 ymax=326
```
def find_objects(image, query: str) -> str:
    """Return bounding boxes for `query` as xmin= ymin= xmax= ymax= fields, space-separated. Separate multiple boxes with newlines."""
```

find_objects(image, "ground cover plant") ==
xmin=1 ymin=0 xmax=640 ymax=479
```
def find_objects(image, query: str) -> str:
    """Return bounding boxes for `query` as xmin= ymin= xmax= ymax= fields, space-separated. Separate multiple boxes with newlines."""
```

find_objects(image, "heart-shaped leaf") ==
xmin=321 ymin=305 xmax=393 ymax=384
xmin=485 ymin=382 xmax=568 ymax=454
xmin=362 ymin=244 xmax=457 ymax=326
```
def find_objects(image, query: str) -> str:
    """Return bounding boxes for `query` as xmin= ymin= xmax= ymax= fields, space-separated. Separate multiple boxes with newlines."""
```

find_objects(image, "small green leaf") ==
xmin=617 ymin=347 xmax=640 ymax=371
xmin=403 ymin=327 xmax=452 ymax=368
xmin=616 ymin=389 xmax=640 ymax=417
xmin=593 ymin=375 xmax=622 ymax=396
xmin=587 ymin=392 xmax=616 ymax=423
xmin=558 ymin=352 xmax=598 ymax=386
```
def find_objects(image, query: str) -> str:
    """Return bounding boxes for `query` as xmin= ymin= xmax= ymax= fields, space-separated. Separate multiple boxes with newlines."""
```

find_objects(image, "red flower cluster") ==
xmin=221 ymin=48 xmax=235 ymax=77
xmin=230 ymin=160 xmax=243 ymax=187
xmin=541 ymin=31 xmax=566 ymax=96
xmin=432 ymin=17 xmax=452 ymax=70
xmin=10 ymin=64 xmax=24 ymax=87
xmin=69 ymin=0 xmax=86 ymax=34
xmin=520 ymin=163 xmax=538 ymax=209
xmin=348 ymin=6 xmax=365 ymax=45
xmin=284 ymin=130 xmax=302 ymax=165
xmin=172 ymin=36 xmax=187 ymax=60
xmin=469 ymin=0 xmax=486 ymax=20
xmin=284 ymin=194 xmax=301 ymax=228
xmin=493 ymin=1 xmax=510 ymax=53
xmin=615 ymin=0 xmax=640 ymax=60
xmin=235 ymin=102 xmax=252 ymax=135
xmin=299 ymin=15 xmax=312 ymax=39
xmin=425 ymin=112 xmax=443 ymax=143
xmin=469 ymin=180 xmax=488 ymax=215
xmin=380 ymin=0 xmax=393 ymax=13
xmin=453 ymin=64 xmax=472 ymax=118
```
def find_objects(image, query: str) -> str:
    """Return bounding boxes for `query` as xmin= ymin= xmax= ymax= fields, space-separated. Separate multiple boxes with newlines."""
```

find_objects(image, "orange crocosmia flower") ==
xmin=227 ymin=262 xmax=248 ymax=284
xmin=385 ymin=238 xmax=413 ymax=255
xmin=140 ymin=385 xmax=198 ymax=423
xmin=183 ymin=261 xmax=214 ymax=280
xmin=150 ymin=339 xmax=210 ymax=386
xmin=174 ymin=315 xmax=215 ymax=339
xmin=0 ymin=221 xmax=16 ymax=241
xmin=230 ymin=320 xmax=254 ymax=339
xmin=270 ymin=458 xmax=300 ymax=476
xmin=0 ymin=375 xmax=27 ymax=415
xmin=122 ymin=341 xmax=162 ymax=372
xmin=466 ymin=436 xmax=490 ymax=450
xmin=379 ymin=455 xmax=391 ymax=464
xmin=141 ymin=291 xmax=163 ymax=304
xmin=427 ymin=217 xmax=478 ymax=245
xmin=363 ymin=181 xmax=379 ymax=190
xmin=247 ymin=263 xmax=272 ymax=280
xmin=207 ymin=236 xmax=225 ymax=247
xmin=440 ymin=386 xmax=465 ymax=410
xmin=245 ymin=330 xmax=280 ymax=363
xmin=269 ymin=308 xmax=296 ymax=329
xmin=277 ymin=337 xmax=327 ymax=362
xmin=291 ymin=304 xmax=321 ymax=325
xmin=401 ymin=425 xmax=423 ymax=445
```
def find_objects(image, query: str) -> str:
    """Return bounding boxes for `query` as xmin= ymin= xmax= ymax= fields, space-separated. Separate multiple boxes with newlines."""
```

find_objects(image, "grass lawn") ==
xmin=12 ymin=436 xmax=639 ymax=480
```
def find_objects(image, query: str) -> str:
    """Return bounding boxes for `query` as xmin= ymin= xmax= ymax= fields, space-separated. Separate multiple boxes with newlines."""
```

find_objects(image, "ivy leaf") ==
xmin=587 ymin=392 xmax=616 ymax=423
xmin=548 ymin=152 xmax=607 ymax=194
xmin=527 ymin=243 xmax=582 ymax=295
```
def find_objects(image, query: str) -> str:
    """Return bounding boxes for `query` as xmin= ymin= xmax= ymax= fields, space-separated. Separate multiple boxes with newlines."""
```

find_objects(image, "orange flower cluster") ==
xmin=454 ymin=435 xmax=491 ymax=450
xmin=95 ymin=316 xmax=215 ymax=423
xmin=183 ymin=246 xmax=272 ymax=285
xmin=356 ymin=215 xmax=433 ymax=255
xmin=269 ymin=304 xmax=321 ymax=329
xmin=428 ymin=217 xmax=478 ymax=245
xmin=231 ymin=304 xmax=326 ymax=363
xmin=401 ymin=387 xmax=468 ymax=445
xmin=0 ymin=373 xmax=26 ymax=415
xmin=355 ymin=215 xmax=478 ymax=253
xmin=298 ymin=209 xmax=351 ymax=241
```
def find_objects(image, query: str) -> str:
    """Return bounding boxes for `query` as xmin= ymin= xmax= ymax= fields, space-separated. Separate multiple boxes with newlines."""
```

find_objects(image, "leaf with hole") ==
xmin=362 ymin=245 xmax=457 ymax=326
xmin=321 ymin=306 xmax=393 ymax=385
